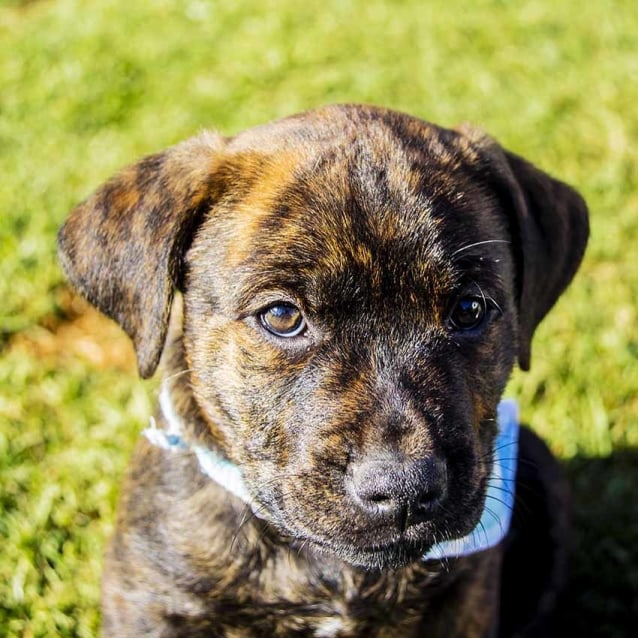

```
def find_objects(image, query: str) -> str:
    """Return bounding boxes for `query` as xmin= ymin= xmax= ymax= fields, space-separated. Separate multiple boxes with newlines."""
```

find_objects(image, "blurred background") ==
xmin=1 ymin=0 xmax=636 ymax=635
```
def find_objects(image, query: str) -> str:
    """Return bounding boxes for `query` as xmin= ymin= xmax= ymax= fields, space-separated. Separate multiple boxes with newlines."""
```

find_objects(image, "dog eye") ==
xmin=448 ymin=297 xmax=487 ymax=331
xmin=259 ymin=304 xmax=306 ymax=337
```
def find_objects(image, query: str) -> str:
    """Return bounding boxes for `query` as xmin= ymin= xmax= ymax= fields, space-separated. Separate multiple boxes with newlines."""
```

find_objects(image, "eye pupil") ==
xmin=450 ymin=297 xmax=486 ymax=331
xmin=260 ymin=304 xmax=305 ymax=337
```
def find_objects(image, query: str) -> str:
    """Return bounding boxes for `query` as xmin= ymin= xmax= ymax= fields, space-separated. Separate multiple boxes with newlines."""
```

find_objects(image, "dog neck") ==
xmin=143 ymin=387 xmax=519 ymax=562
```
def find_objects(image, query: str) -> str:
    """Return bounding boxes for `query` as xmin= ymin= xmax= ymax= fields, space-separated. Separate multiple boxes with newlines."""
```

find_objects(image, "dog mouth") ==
xmin=270 ymin=499 xmax=482 ymax=571
xmin=247 ymin=431 xmax=492 ymax=570
xmin=247 ymin=463 xmax=488 ymax=570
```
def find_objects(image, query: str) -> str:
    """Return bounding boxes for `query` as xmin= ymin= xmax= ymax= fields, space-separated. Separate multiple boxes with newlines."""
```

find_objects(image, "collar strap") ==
xmin=143 ymin=386 xmax=253 ymax=505
xmin=143 ymin=389 xmax=519 ymax=560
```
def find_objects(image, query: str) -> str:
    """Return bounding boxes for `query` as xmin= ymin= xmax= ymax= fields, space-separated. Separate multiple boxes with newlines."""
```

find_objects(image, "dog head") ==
xmin=59 ymin=105 xmax=588 ymax=569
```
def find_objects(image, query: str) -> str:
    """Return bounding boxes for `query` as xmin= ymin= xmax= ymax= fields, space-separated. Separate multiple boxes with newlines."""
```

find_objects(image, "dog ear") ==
xmin=456 ymin=127 xmax=589 ymax=370
xmin=58 ymin=133 xmax=224 ymax=378
xmin=501 ymin=150 xmax=589 ymax=370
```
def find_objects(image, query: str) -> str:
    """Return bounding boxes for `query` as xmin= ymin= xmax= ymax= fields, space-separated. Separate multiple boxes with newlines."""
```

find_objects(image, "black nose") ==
xmin=348 ymin=455 xmax=447 ymax=528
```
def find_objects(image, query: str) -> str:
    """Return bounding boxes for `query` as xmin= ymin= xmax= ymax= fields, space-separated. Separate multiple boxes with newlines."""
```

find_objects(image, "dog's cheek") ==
xmin=247 ymin=364 xmax=356 ymax=516
xmin=449 ymin=309 xmax=519 ymax=507
xmin=181 ymin=295 xmax=331 ymax=525
xmin=186 ymin=323 xmax=344 ymax=524
xmin=469 ymin=310 xmax=518 ymax=428
xmin=186 ymin=322 xmax=295 ymax=458
xmin=237 ymin=354 xmax=374 ymax=537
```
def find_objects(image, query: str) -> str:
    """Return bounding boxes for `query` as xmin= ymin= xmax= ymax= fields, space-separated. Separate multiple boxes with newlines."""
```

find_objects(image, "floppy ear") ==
xmin=457 ymin=128 xmax=589 ymax=370
xmin=58 ymin=132 xmax=224 ymax=378
xmin=501 ymin=150 xmax=589 ymax=370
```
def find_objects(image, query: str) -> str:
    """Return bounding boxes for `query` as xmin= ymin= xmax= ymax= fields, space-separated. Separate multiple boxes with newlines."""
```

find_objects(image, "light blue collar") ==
xmin=144 ymin=389 xmax=519 ymax=560
xmin=144 ymin=386 xmax=253 ymax=505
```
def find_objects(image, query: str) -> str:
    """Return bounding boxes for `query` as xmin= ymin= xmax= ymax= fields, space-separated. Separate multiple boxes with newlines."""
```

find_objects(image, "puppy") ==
xmin=58 ymin=104 xmax=588 ymax=637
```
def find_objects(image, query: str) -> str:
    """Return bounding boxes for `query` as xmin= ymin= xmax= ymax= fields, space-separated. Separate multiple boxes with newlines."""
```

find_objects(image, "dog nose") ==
xmin=348 ymin=456 xmax=446 ymax=528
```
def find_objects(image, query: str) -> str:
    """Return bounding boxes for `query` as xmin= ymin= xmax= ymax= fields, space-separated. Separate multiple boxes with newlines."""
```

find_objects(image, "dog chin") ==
xmin=312 ymin=537 xmax=434 ymax=571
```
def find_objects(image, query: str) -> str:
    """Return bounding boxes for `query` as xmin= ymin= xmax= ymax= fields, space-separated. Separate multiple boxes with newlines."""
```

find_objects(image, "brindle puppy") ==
xmin=58 ymin=105 xmax=588 ymax=637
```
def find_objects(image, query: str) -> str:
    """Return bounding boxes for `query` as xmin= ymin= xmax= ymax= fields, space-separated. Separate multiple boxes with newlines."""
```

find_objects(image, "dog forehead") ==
xmin=214 ymin=105 xmax=488 ymax=246
xmin=188 ymin=106 xmax=510 ymax=308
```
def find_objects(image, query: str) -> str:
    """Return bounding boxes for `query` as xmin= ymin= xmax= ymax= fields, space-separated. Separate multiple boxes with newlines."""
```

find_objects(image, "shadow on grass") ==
xmin=555 ymin=451 xmax=638 ymax=637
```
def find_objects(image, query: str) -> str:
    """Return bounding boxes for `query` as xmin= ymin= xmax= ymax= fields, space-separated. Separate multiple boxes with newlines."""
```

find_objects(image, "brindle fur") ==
xmin=58 ymin=105 xmax=588 ymax=637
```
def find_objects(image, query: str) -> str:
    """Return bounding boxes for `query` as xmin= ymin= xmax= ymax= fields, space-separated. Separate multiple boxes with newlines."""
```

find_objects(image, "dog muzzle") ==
xmin=144 ymin=390 xmax=519 ymax=561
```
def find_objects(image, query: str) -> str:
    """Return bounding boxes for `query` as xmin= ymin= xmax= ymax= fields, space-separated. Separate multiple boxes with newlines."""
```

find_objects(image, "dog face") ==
xmin=183 ymin=115 xmax=520 ymax=568
xmin=59 ymin=105 xmax=588 ymax=570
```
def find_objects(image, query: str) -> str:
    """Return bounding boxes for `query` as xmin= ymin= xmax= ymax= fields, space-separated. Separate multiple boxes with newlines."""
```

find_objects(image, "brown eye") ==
xmin=449 ymin=297 xmax=487 ymax=331
xmin=259 ymin=304 xmax=306 ymax=337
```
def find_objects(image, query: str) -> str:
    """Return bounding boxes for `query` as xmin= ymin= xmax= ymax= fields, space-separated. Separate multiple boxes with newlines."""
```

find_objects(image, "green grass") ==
xmin=1 ymin=0 xmax=636 ymax=635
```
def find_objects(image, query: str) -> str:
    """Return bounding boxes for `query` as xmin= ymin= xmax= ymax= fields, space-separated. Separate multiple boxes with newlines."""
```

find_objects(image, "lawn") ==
xmin=1 ymin=0 xmax=636 ymax=636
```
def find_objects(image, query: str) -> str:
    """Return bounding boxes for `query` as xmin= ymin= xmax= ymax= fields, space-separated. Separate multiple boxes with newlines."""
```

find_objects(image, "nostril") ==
xmin=408 ymin=482 xmax=446 ymax=526
xmin=350 ymin=463 xmax=403 ymax=513
xmin=353 ymin=483 xmax=398 ymax=511
xmin=416 ymin=487 xmax=442 ymax=512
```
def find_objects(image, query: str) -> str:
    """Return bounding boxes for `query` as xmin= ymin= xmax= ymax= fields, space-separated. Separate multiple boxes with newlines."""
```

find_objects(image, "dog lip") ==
xmin=356 ymin=535 xmax=430 ymax=554
xmin=304 ymin=533 xmax=437 ymax=570
xmin=291 ymin=521 xmax=438 ymax=559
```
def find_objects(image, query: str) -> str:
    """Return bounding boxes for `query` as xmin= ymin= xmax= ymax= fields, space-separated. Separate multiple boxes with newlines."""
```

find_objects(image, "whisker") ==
xmin=485 ymin=482 xmax=516 ymax=498
xmin=451 ymin=239 xmax=511 ymax=258
xmin=160 ymin=367 xmax=194 ymax=386
xmin=476 ymin=518 xmax=490 ymax=548
xmin=479 ymin=441 xmax=519 ymax=460
xmin=472 ymin=279 xmax=504 ymax=315
xmin=230 ymin=503 xmax=255 ymax=552
xmin=485 ymin=494 xmax=514 ymax=513
xmin=481 ymin=504 xmax=504 ymax=536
